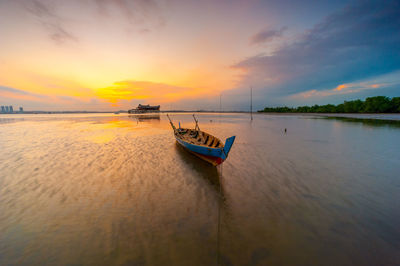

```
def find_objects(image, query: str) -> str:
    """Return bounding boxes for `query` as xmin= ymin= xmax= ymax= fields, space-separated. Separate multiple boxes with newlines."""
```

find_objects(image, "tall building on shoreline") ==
xmin=0 ymin=105 xmax=18 ymax=113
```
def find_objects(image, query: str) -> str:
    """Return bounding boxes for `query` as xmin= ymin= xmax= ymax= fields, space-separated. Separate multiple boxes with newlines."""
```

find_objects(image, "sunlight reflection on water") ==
xmin=0 ymin=113 xmax=399 ymax=265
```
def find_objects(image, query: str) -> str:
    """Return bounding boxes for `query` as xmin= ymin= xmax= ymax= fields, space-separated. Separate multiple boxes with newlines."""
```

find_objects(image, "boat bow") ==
xmin=222 ymin=136 xmax=236 ymax=160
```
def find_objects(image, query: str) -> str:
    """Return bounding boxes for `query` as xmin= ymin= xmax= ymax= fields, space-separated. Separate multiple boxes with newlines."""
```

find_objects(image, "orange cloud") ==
xmin=369 ymin=83 xmax=382 ymax=88
xmin=292 ymin=81 xmax=391 ymax=100
xmin=95 ymin=80 xmax=214 ymax=106
xmin=334 ymin=84 xmax=350 ymax=91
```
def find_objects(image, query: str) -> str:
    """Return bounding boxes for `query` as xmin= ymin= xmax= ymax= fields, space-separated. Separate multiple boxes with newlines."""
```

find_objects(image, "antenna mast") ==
xmin=250 ymin=86 xmax=253 ymax=120
xmin=220 ymin=94 xmax=222 ymax=113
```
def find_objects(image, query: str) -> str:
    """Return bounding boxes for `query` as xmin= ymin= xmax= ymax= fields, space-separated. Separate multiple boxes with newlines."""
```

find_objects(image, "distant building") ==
xmin=19 ymin=107 xmax=24 ymax=113
xmin=0 ymin=105 xmax=18 ymax=113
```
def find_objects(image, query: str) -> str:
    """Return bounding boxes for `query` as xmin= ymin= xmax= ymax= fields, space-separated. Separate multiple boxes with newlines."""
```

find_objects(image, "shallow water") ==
xmin=0 ymin=113 xmax=399 ymax=265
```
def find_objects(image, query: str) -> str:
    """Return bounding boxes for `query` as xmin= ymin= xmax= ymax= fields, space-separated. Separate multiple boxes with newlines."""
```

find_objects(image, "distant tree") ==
xmin=336 ymin=104 xmax=345 ymax=113
xmin=343 ymin=101 xmax=357 ymax=113
xmin=309 ymin=105 xmax=319 ymax=112
xmin=364 ymin=96 xmax=391 ymax=113
xmin=353 ymin=100 xmax=364 ymax=112
xmin=259 ymin=96 xmax=400 ymax=113
xmin=316 ymin=104 xmax=337 ymax=113
xmin=391 ymin=97 xmax=400 ymax=112
xmin=297 ymin=106 xmax=311 ymax=112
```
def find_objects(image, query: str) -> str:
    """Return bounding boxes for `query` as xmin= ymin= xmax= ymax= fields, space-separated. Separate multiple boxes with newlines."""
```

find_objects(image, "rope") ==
xmin=217 ymin=164 xmax=223 ymax=265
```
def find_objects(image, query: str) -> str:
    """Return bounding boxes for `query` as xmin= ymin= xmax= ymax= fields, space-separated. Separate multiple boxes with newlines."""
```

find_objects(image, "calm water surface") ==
xmin=0 ymin=113 xmax=399 ymax=265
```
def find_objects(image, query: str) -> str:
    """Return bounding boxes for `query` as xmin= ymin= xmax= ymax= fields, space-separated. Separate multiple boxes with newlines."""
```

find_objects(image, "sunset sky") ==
xmin=1 ymin=0 xmax=399 ymax=111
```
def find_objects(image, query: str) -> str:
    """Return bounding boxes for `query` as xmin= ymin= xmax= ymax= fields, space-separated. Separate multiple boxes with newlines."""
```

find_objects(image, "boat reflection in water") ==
xmin=175 ymin=142 xmax=221 ymax=188
xmin=129 ymin=114 xmax=161 ymax=123
xmin=174 ymin=141 xmax=231 ymax=265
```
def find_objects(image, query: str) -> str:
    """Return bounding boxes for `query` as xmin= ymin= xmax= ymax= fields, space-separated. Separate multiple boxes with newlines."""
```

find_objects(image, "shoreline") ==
xmin=258 ymin=112 xmax=400 ymax=121
xmin=1 ymin=111 xmax=400 ymax=121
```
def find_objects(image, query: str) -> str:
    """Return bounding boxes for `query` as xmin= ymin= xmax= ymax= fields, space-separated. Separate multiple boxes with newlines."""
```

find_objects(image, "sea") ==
xmin=0 ymin=113 xmax=399 ymax=265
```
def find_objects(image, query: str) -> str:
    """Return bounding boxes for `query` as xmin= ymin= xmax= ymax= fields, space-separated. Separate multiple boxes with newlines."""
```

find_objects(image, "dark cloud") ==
xmin=94 ymin=0 xmax=166 ymax=28
xmin=233 ymin=0 xmax=400 ymax=97
xmin=26 ymin=0 xmax=51 ymax=17
xmin=139 ymin=28 xmax=151 ymax=34
xmin=0 ymin=86 xmax=29 ymax=94
xmin=0 ymin=86 xmax=47 ymax=98
xmin=0 ymin=85 xmax=109 ymax=111
xmin=250 ymin=26 xmax=287 ymax=45
xmin=23 ymin=0 xmax=77 ymax=44
xmin=44 ymin=22 xmax=77 ymax=44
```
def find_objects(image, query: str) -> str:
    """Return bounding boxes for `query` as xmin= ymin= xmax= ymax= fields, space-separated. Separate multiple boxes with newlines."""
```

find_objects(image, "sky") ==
xmin=0 ymin=0 xmax=399 ymax=111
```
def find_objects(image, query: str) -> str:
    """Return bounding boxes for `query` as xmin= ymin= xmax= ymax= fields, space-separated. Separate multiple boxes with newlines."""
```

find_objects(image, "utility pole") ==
xmin=220 ymin=94 xmax=222 ymax=113
xmin=250 ymin=86 xmax=253 ymax=121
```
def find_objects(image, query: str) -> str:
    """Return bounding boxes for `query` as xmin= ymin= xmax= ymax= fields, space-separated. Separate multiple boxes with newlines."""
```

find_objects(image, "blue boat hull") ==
xmin=166 ymin=114 xmax=235 ymax=166
xmin=175 ymin=135 xmax=235 ymax=166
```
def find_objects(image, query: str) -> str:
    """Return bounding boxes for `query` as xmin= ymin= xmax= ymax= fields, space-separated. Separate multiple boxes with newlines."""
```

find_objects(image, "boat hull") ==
xmin=166 ymin=114 xmax=235 ymax=166
xmin=175 ymin=137 xmax=225 ymax=166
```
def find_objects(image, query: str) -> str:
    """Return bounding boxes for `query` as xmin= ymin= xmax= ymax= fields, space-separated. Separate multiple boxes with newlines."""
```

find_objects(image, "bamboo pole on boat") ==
xmin=166 ymin=114 xmax=176 ymax=131
xmin=192 ymin=114 xmax=200 ymax=131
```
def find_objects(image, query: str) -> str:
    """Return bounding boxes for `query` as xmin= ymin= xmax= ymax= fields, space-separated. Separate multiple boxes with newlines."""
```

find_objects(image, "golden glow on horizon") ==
xmin=0 ymin=47 xmax=238 ymax=109
xmin=94 ymin=79 xmax=224 ymax=107
xmin=0 ymin=0 xmax=246 ymax=110
xmin=0 ymin=0 xmax=260 ymax=110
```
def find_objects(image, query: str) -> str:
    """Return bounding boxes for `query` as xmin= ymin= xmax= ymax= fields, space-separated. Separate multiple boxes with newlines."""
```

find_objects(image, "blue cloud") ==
xmin=250 ymin=26 xmax=287 ymax=45
xmin=233 ymin=0 xmax=400 ymax=98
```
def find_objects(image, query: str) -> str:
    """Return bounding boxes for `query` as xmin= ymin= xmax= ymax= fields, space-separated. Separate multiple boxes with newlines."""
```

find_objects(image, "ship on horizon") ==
xmin=128 ymin=104 xmax=160 ymax=114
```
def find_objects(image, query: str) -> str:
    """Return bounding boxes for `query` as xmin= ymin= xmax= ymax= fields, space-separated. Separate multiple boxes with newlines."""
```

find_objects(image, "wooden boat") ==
xmin=167 ymin=114 xmax=235 ymax=166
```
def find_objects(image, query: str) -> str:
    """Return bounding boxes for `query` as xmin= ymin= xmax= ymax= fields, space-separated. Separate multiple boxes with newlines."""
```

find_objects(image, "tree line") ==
xmin=259 ymin=96 xmax=400 ymax=113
